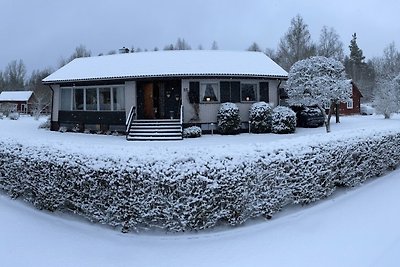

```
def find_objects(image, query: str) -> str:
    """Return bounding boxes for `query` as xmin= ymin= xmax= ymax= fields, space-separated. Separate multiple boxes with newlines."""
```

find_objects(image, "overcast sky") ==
xmin=1 ymin=0 xmax=399 ymax=75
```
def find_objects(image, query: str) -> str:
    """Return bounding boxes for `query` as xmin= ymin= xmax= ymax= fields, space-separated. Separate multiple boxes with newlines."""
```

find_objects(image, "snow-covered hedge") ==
xmin=183 ymin=126 xmax=202 ymax=138
xmin=272 ymin=106 xmax=296 ymax=134
xmin=1 ymin=131 xmax=400 ymax=233
xmin=249 ymin=102 xmax=272 ymax=133
xmin=217 ymin=102 xmax=241 ymax=135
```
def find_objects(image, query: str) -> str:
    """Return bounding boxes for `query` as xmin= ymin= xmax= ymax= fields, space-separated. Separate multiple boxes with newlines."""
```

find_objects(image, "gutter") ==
xmin=277 ymin=79 xmax=283 ymax=105
xmin=47 ymin=84 xmax=55 ymax=130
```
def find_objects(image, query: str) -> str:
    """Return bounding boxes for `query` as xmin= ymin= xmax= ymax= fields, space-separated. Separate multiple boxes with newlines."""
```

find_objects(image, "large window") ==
xmin=74 ymin=88 xmax=84 ymax=110
xmin=60 ymin=86 xmax=125 ymax=111
xmin=241 ymin=83 xmax=257 ymax=102
xmin=86 ymin=88 xmax=97 ymax=111
xmin=200 ymin=82 xmax=219 ymax=102
xmin=60 ymin=88 xmax=72 ymax=110
xmin=99 ymin=88 xmax=111 ymax=111
xmin=112 ymin=87 xmax=125 ymax=110
xmin=220 ymin=81 xmax=240 ymax=103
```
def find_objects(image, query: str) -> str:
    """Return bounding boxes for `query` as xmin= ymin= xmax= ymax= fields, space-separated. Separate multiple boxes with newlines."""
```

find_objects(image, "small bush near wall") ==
xmin=1 ymin=131 xmax=400 ymax=233
xmin=217 ymin=102 xmax=241 ymax=135
xmin=8 ymin=112 xmax=20 ymax=120
xmin=272 ymin=106 xmax=296 ymax=134
xmin=249 ymin=102 xmax=272 ymax=133
xmin=183 ymin=126 xmax=202 ymax=138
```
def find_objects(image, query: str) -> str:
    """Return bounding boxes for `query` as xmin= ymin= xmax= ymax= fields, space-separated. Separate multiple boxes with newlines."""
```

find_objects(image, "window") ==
xmin=99 ymin=88 xmax=111 ymax=111
xmin=220 ymin=81 xmax=240 ymax=103
xmin=73 ymin=88 xmax=84 ymax=110
xmin=241 ymin=83 xmax=257 ymax=102
xmin=347 ymin=99 xmax=353 ymax=109
xmin=113 ymin=87 xmax=125 ymax=111
xmin=260 ymin=82 xmax=269 ymax=102
xmin=63 ymin=86 xmax=125 ymax=111
xmin=60 ymin=88 xmax=72 ymax=110
xmin=200 ymin=82 xmax=219 ymax=102
xmin=86 ymin=88 xmax=97 ymax=110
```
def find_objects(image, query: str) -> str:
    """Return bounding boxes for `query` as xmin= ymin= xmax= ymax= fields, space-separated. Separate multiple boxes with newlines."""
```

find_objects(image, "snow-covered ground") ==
xmin=1 ymin=115 xmax=400 ymax=266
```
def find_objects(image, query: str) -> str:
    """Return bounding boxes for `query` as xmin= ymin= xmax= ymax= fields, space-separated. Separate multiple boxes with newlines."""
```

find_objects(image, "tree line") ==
xmin=0 ymin=14 xmax=399 ymax=109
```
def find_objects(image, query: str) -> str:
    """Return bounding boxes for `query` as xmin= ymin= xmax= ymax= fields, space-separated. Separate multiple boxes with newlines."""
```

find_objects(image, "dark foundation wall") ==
xmin=52 ymin=111 xmax=126 ymax=131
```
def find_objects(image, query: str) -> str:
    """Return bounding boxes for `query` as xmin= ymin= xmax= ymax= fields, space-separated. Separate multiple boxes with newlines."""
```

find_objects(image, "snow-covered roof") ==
xmin=43 ymin=50 xmax=288 ymax=84
xmin=0 ymin=91 xmax=33 ymax=102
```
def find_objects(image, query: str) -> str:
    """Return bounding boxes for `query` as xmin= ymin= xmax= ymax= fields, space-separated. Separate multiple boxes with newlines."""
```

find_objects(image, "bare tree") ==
xmin=59 ymin=45 xmax=91 ymax=67
xmin=27 ymin=68 xmax=53 ymax=118
xmin=174 ymin=38 xmax=191 ymax=50
xmin=3 ymin=59 xmax=26 ymax=90
xmin=247 ymin=42 xmax=262 ymax=52
xmin=317 ymin=26 xmax=344 ymax=61
xmin=276 ymin=15 xmax=316 ymax=71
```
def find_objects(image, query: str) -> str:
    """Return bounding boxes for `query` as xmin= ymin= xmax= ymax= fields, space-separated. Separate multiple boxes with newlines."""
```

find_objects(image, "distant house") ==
xmin=0 ymin=90 xmax=35 ymax=114
xmin=338 ymin=81 xmax=363 ymax=115
xmin=42 ymin=50 xmax=288 ymax=140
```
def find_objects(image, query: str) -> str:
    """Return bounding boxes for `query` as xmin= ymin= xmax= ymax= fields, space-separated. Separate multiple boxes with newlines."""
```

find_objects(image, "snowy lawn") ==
xmin=1 ymin=115 xmax=400 ymax=266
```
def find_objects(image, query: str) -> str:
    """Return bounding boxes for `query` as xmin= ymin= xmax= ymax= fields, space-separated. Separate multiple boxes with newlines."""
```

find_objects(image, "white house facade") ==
xmin=43 ymin=50 xmax=287 ymax=140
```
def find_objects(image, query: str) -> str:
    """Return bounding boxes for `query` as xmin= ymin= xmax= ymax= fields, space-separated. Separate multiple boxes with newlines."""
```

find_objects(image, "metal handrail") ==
xmin=126 ymin=106 xmax=136 ymax=133
xmin=179 ymin=104 xmax=183 ymax=125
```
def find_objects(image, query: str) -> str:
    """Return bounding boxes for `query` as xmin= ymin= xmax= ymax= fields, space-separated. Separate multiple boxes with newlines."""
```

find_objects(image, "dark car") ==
xmin=292 ymin=106 xmax=325 ymax=128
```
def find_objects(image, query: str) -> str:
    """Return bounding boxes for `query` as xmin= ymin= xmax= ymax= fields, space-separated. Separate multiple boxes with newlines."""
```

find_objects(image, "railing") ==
xmin=125 ymin=106 xmax=136 ymax=135
xmin=180 ymin=104 xmax=183 ymax=125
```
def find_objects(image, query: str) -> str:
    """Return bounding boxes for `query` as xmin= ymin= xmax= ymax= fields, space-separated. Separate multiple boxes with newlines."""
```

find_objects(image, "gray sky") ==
xmin=1 ymin=0 xmax=399 ymax=75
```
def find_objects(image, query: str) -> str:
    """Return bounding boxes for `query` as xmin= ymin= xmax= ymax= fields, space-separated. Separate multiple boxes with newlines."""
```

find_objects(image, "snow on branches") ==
xmin=286 ymin=56 xmax=352 ymax=132
xmin=374 ymin=74 xmax=400 ymax=119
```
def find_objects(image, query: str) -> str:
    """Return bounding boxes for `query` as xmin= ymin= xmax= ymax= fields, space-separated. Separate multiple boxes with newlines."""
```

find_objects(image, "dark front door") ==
xmin=137 ymin=80 xmax=181 ymax=119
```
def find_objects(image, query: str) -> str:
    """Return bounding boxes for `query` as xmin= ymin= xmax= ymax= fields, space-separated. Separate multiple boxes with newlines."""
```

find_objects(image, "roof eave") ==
xmin=42 ymin=73 xmax=288 ymax=84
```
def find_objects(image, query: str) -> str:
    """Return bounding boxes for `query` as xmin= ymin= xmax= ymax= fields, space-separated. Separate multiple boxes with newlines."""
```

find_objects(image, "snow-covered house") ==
xmin=43 ymin=50 xmax=287 ymax=140
xmin=0 ymin=90 xmax=35 ymax=114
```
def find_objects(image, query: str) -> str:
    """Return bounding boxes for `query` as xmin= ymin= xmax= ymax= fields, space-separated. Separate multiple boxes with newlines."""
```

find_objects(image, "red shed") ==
xmin=339 ymin=81 xmax=363 ymax=115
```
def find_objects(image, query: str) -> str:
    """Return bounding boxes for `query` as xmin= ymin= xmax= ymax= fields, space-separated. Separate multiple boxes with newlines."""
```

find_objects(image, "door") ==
xmin=143 ymin=83 xmax=154 ymax=119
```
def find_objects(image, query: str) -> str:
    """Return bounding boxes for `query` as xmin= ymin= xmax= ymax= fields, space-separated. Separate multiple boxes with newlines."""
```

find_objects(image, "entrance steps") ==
xmin=126 ymin=119 xmax=183 ymax=141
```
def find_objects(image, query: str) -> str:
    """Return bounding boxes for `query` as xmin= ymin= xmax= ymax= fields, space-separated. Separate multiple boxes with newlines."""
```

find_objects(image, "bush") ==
xmin=8 ymin=112 xmax=20 ymax=120
xmin=217 ymin=102 xmax=241 ymax=135
xmin=183 ymin=126 xmax=202 ymax=138
xmin=38 ymin=117 xmax=51 ymax=129
xmin=272 ymin=106 xmax=296 ymax=134
xmin=249 ymin=102 xmax=272 ymax=133
xmin=1 ymin=130 xmax=400 ymax=233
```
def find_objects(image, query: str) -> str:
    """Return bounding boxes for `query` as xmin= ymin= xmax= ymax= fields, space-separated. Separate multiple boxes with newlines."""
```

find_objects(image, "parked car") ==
xmin=292 ymin=106 xmax=325 ymax=128
xmin=360 ymin=104 xmax=375 ymax=115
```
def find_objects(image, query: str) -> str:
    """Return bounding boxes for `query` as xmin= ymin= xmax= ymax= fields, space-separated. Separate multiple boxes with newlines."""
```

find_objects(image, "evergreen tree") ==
xmin=344 ymin=33 xmax=376 ymax=100
xmin=211 ymin=40 xmax=218 ymax=50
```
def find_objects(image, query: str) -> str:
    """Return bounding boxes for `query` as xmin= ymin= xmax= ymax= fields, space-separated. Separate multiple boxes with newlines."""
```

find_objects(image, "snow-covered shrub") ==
xmin=59 ymin=126 xmax=67 ymax=133
xmin=183 ymin=126 xmax=202 ymax=138
xmin=1 ymin=130 xmax=400 ymax=233
xmin=8 ymin=112 xmax=20 ymax=120
xmin=272 ymin=106 xmax=296 ymax=134
xmin=249 ymin=102 xmax=272 ymax=133
xmin=38 ymin=117 xmax=51 ymax=129
xmin=217 ymin=102 xmax=241 ymax=135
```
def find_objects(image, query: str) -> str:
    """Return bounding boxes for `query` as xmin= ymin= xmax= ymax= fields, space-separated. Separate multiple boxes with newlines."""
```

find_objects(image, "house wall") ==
xmin=124 ymin=81 xmax=136 ymax=118
xmin=52 ymin=84 xmax=60 ymax=121
xmin=181 ymin=78 xmax=282 ymax=128
xmin=339 ymin=84 xmax=362 ymax=115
